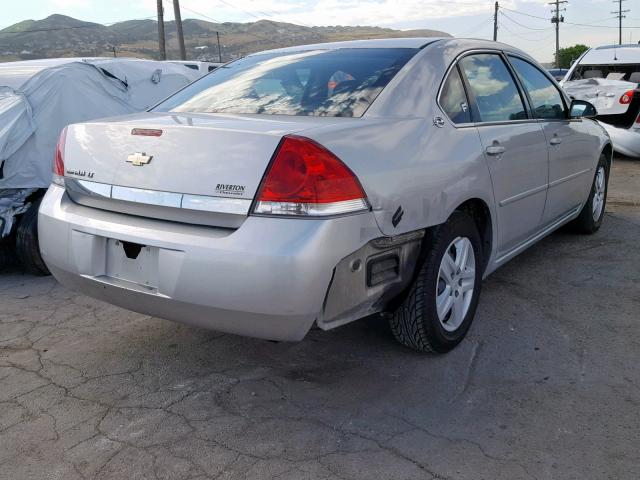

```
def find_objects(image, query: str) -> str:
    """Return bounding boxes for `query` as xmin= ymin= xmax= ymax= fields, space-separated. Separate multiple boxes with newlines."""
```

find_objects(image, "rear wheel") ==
xmin=571 ymin=153 xmax=608 ymax=234
xmin=16 ymin=198 xmax=50 ymax=276
xmin=390 ymin=211 xmax=483 ymax=353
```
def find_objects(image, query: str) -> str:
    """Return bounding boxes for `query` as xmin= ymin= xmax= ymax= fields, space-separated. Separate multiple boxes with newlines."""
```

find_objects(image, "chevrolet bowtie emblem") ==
xmin=126 ymin=152 xmax=153 ymax=166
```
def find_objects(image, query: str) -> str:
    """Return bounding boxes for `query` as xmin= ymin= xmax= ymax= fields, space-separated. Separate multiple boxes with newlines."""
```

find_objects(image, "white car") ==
xmin=562 ymin=44 xmax=640 ymax=157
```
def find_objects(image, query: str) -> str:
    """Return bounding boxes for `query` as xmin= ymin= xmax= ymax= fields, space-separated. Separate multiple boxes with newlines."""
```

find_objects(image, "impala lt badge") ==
xmin=126 ymin=152 xmax=153 ymax=166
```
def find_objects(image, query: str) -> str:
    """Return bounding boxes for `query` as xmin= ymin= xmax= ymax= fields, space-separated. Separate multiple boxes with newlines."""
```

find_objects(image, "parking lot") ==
xmin=0 ymin=157 xmax=638 ymax=480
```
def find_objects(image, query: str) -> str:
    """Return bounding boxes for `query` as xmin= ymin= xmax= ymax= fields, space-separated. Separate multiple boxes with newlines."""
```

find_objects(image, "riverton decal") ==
xmin=215 ymin=184 xmax=246 ymax=197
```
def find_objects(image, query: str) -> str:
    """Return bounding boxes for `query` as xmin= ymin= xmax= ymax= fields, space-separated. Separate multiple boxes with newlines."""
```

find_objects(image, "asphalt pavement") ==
xmin=0 ymin=156 xmax=638 ymax=480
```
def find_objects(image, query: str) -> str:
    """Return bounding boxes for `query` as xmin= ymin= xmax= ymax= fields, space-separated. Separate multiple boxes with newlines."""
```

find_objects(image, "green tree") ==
xmin=556 ymin=44 xmax=590 ymax=69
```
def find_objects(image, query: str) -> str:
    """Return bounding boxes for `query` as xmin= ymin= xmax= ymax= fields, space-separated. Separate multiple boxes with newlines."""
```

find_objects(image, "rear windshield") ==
xmin=154 ymin=48 xmax=418 ymax=118
xmin=569 ymin=63 xmax=640 ymax=81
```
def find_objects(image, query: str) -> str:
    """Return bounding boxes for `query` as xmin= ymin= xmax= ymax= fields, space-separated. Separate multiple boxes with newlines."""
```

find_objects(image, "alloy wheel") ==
xmin=435 ymin=236 xmax=476 ymax=332
xmin=592 ymin=166 xmax=606 ymax=222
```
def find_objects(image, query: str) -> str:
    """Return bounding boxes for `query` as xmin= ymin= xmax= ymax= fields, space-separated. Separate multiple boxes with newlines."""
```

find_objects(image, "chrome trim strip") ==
xmin=182 ymin=194 xmax=251 ymax=215
xmin=548 ymin=168 xmax=592 ymax=188
xmin=77 ymin=179 xmax=112 ymax=197
xmin=499 ymin=184 xmax=548 ymax=207
xmin=112 ymin=186 xmax=182 ymax=208
xmin=67 ymin=179 xmax=251 ymax=215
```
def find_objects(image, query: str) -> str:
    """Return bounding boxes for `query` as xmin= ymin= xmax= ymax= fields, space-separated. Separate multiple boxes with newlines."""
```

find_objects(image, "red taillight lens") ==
xmin=254 ymin=135 xmax=368 ymax=216
xmin=620 ymin=90 xmax=635 ymax=104
xmin=52 ymin=127 xmax=67 ymax=185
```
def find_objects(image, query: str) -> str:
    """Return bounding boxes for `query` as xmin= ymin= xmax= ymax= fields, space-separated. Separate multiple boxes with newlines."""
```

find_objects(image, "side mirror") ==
xmin=570 ymin=99 xmax=597 ymax=119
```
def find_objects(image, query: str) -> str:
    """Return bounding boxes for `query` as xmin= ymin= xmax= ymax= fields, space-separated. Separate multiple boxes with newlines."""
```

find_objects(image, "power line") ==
xmin=498 ymin=19 xmax=555 ymax=42
xmin=165 ymin=0 xmax=223 ymax=24
xmin=454 ymin=15 xmax=494 ymax=38
xmin=502 ymin=5 xmax=640 ymax=28
xmin=500 ymin=7 xmax=549 ymax=21
xmin=211 ymin=0 xmax=313 ymax=28
xmin=500 ymin=11 xmax=552 ymax=31
xmin=176 ymin=0 xmax=296 ymax=49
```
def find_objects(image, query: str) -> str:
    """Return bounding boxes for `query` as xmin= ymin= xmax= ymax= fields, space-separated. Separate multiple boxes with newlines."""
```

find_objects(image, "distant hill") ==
xmin=0 ymin=14 xmax=450 ymax=62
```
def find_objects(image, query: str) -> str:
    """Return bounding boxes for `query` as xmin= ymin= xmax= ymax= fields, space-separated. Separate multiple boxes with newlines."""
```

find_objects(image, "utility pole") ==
xmin=216 ymin=31 xmax=222 ymax=62
xmin=493 ymin=2 xmax=499 ymax=41
xmin=611 ymin=0 xmax=630 ymax=45
xmin=550 ymin=0 xmax=567 ymax=68
xmin=173 ymin=0 xmax=187 ymax=60
xmin=156 ymin=0 xmax=166 ymax=60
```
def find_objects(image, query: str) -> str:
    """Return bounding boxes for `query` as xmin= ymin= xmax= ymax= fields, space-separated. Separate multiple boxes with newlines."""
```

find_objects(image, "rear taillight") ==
xmin=253 ymin=135 xmax=368 ymax=216
xmin=620 ymin=90 xmax=635 ymax=104
xmin=52 ymin=126 xmax=67 ymax=186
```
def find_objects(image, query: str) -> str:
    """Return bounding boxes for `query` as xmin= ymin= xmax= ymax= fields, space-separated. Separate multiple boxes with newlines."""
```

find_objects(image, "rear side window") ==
xmin=509 ymin=57 xmax=566 ymax=120
xmin=155 ymin=48 xmax=418 ymax=118
xmin=459 ymin=54 xmax=527 ymax=122
xmin=440 ymin=68 xmax=471 ymax=124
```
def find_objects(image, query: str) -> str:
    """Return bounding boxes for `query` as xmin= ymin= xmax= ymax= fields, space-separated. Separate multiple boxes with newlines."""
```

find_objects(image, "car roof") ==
xmin=579 ymin=44 xmax=640 ymax=64
xmin=253 ymin=37 xmax=534 ymax=63
xmin=254 ymin=37 xmax=448 ymax=55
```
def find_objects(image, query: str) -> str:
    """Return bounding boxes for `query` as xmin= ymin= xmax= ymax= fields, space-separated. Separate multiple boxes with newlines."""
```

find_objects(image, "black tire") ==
xmin=390 ymin=211 xmax=483 ymax=353
xmin=570 ymin=153 xmax=609 ymax=234
xmin=16 ymin=198 xmax=50 ymax=276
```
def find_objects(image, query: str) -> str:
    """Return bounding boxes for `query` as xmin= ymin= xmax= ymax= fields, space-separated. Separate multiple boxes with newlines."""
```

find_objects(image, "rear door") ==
xmin=459 ymin=53 xmax=549 ymax=255
xmin=508 ymin=56 xmax=597 ymax=223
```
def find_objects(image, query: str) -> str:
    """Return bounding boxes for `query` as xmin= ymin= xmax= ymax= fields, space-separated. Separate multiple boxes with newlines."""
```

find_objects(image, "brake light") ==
xmin=254 ymin=135 xmax=368 ymax=216
xmin=620 ymin=90 xmax=634 ymax=104
xmin=52 ymin=126 xmax=67 ymax=186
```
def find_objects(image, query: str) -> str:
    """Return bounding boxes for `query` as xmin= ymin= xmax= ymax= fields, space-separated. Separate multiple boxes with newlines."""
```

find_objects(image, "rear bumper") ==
xmin=599 ymin=122 xmax=640 ymax=157
xmin=38 ymin=185 xmax=386 ymax=341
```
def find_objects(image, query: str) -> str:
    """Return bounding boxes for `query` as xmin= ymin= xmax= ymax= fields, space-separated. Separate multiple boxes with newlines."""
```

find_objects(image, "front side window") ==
xmin=459 ymin=54 xmax=527 ymax=122
xmin=440 ymin=68 xmax=471 ymax=124
xmin=154 ymin=48 xmax=418 ymax=118
xmin=509 ymin=57 xmax=566 ymax=120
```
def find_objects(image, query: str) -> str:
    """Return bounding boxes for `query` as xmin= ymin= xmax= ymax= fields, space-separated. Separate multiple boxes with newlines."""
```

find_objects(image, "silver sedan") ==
xmin=39 ymin=38 xmax=611 ymax=353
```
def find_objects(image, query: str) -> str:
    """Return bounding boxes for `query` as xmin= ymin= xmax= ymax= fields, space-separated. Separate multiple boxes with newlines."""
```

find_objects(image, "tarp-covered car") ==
xmin=0 ymin=58 xmax=199 ymax=273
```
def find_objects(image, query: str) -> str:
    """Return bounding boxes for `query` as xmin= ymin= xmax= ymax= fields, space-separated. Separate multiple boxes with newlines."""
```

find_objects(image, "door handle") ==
xmin=550 ymin=135 xmax=562 ymax=146
xmin=485 ymin=145 xmax=506 ymax=156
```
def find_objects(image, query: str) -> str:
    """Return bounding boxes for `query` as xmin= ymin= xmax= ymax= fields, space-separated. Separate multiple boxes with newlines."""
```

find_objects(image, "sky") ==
xmin=2 ymin=0 xmax=640 ymax=63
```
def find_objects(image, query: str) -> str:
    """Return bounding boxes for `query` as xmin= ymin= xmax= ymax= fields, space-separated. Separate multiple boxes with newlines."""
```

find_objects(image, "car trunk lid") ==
xmin=63 ymin=112 xmax=348 ymax=228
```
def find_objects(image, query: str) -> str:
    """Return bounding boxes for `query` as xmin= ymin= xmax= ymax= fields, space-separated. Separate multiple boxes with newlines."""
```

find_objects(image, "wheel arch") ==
xmin=601 ymin=142 xmax=613 ymax=169
xmin=452 ymin=198 xmax=493 ymax=273
xmin=384 ymin=196 xmax=494 ymax=314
